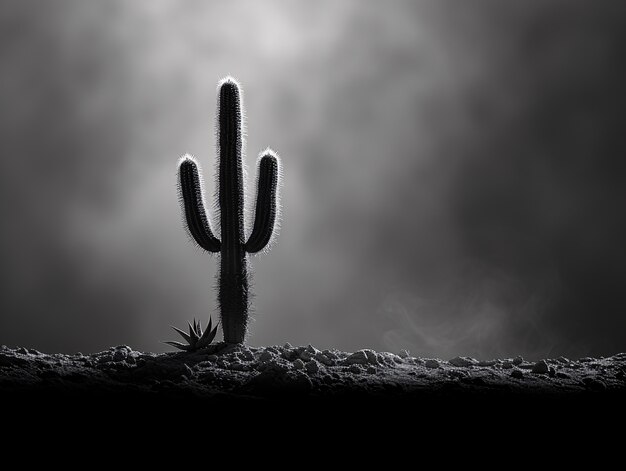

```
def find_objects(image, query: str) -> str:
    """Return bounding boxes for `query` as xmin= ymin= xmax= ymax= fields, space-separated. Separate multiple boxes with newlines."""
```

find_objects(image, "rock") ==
xmin=399 ymin=349 xmax=411 ymax=359
xmin=501 ymin=362 xmax=514 ymax=369
xmin=366 ymin=366 xmax=376 ymax=374
xmin=557 ymin=356 xmax=570 ymax=364
xmin=364 ymin=350 xmax=378 ymax=364
xmin=283 ymin=342 xmax=293 ymax=349
xmin=532 ymin=360 xmax=549 ymax=374
xmin=314 ymin=352 xmax=334 ymax=366
xmin=511 ymin=369 xmax=524 ymax=379
xmin=478 ymin=360 xmax=497 ymax=367
xmin=583 ymin=377 xmax=607 ymax=391
xmin=230 ymin=362 xmax=246 ymax=371
xmin=346 ymin=351 xmax=369 ymax=365
xmin=206 ymin=354 xmax=218 ymax=362
xmin=17 ymin=347 xmax=28 ymax=355
xmin=28 ymin=349 xmax=41 ymax=356
xmin=513 ymin=356 xmax=523 ymax=365
xmin=449 ymin=370 xmax=468 ymax=379
xmin=449 ymin=356 xmax=476 ymax=367
xmin=549 ymin=367 xmax=556 ymax=377
xmin=293 ymin=359 xmax=305 ymax=370
xmin=259 ymin=351 xmax=273 ymax=362
xmin=281 ymin=349 xmax=299 ymax=361
xmin=425 ymin=359 xmax=439 ymax=369
xmin=305 ymin=361 xmax=319 ymax=374
xmin=299 ymin=345 xmax=318 ymax=361
xmin=112 ymin=350 xmax=126 ymax=362
xmin=579 ymin=357 xmax=594 ymax=363
xmin=556 ymin=372 xmax=571 ymax=379
xmin=323 ymin=350 xmax=338 ymax=360
xmin=348 ymin=364 xmax=363 ymax=374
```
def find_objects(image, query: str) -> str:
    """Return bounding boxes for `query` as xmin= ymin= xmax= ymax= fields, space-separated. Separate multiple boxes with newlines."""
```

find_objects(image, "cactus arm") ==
xmin=245 ymin=152 xmax=280 ymax=253
xmin=178 ymin=157 xmax=221 ymax=252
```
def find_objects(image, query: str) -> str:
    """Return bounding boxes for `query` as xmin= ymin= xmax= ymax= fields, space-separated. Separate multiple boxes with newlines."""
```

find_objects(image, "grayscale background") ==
xmin=1 ymin=0 xmax=625 ymax=359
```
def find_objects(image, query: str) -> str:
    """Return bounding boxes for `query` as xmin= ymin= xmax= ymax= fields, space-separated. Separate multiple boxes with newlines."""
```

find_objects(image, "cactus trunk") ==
xmin=217 ymin=81 xmax=248 ymax=344
xmin=178 ymin=77 xmax=280 ymax=344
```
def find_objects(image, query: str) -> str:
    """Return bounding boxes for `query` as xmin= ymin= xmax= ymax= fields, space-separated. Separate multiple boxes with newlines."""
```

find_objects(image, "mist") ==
xmin=0 ymin=0 xmax=624 ymax=360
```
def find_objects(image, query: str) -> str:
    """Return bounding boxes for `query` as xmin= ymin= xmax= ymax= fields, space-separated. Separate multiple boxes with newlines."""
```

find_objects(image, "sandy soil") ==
xmin=2 ymin=343 xmax=625 ymax=402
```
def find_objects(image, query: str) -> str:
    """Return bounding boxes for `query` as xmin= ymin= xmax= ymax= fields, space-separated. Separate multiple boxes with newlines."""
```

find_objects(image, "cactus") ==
xmin=177 ymin=77 xmax=280 ymax=344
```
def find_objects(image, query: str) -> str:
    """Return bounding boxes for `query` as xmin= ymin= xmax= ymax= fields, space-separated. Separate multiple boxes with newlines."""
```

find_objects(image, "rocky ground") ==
xmin=2 ymin=343 xmax=625 ymax=404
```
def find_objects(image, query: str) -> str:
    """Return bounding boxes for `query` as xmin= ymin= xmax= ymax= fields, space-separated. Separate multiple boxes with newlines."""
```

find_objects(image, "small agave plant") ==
xmin=166 ymin=318 xmax=220 ymax=351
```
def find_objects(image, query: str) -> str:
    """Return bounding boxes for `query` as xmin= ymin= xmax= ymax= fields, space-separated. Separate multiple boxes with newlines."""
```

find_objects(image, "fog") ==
xmin=1 ymin=0 xmax=625 ymax=359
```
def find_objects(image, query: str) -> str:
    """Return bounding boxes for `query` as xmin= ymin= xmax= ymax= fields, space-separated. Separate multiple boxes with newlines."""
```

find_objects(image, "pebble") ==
xmin=230 ymin=362 xmax=246 ymax=371
xmin=449 ymin=370 xmax=468 ymax=379
xmin=364 ymin=350 xmax=378 ymax=364
xmin=583 ymin=378 xmax=606 ymax=391
xmin=112 ymin=351 xmax=126 ymax=362
xmin=513 ymin=356 xmax=523 ymax=365
xmin=449 ymin=356 xmax=476 ymax=367
xmin=281 ymin=350 xmax=299 ymax=361
xmin=314 ymin=352 xmax=334 ymax=366
xmin=346 ymin=351 xmax=369 ymax=365
xmin=300 ymin=345 xmax=318 ymax=361
xmin=511 ymin=369 xmax=524 ymax=379
xmin=293 ymin=359 xmax=305 ymax=370
xmin=425 ymin=359 xmax=440 ymax=369
xmin=323 ymin=350 xmax=338 ymax=360
xmin=305 ymin=361 xmax=319 ymax=374
xmin=532 ymin=360 xmax=549 ymax=374
xmin=259 ymin=351 xmax=273 ymax=362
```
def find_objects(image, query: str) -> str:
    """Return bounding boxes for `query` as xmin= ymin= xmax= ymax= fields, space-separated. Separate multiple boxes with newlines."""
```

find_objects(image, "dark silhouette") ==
xmin=166 ymin=317 xmax=220 ymax=351
xmin=178 ymin=78 xmax=280 ymax=344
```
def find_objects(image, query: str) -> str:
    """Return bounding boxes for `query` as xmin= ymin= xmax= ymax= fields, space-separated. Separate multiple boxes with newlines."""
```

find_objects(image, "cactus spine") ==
xmin=178 ymin=78 xmax=280 ymax=344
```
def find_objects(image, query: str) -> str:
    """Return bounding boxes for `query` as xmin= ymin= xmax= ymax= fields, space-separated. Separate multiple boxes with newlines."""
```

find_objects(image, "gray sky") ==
xmin=1 ymin=0 xmax=625 ymax=359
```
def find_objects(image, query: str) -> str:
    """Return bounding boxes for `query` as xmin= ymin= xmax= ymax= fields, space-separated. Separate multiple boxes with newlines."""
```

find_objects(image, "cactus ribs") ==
xmin=178 ymin=78 xmax=280 ymax=344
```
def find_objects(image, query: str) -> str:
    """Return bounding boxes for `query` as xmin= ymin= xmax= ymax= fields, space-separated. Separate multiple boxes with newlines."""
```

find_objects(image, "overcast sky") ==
xmin=0 ymin=0 xmax=624 ymax=359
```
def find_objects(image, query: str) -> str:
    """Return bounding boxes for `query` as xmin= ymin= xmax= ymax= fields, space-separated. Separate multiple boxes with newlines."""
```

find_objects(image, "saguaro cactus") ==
xmin=178 ymin=78 xmax=280 ymax=344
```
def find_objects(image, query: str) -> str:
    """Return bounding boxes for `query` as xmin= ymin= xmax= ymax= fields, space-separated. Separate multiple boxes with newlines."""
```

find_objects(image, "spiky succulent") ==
xmin=166 ymin=318 xmax=219 ymax=351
